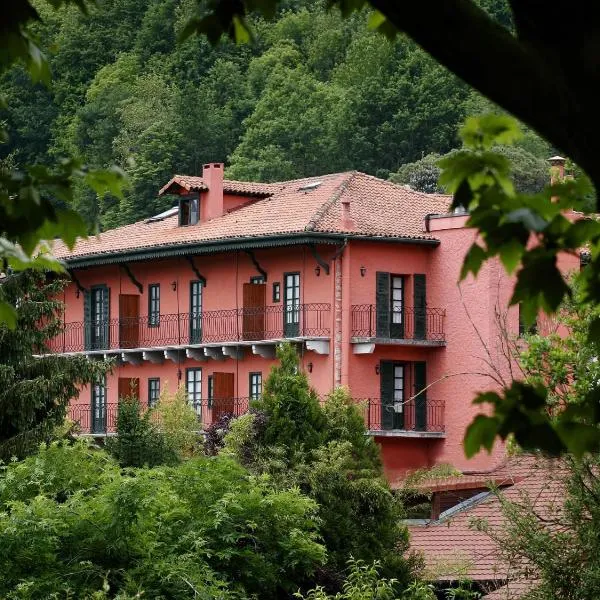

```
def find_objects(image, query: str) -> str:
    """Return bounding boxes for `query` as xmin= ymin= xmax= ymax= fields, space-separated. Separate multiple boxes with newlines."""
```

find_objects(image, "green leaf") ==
xmin=232 ymin=15 xmax=252 ymax=44
xmin=464 ymin=414 xmax=500 ymax=457
xmin=0 ymin=301 xmax=17 ymax=329
xmin=498 ymin=238 xmax=524 ymax=274
xmin=460 ymin=244 xmax=487 ymax=279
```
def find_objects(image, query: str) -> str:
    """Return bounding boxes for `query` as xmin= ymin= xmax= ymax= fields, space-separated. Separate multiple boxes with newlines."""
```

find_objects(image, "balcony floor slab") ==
xmin=367 ymin=430 xmax=445 ymax=438
xmin=351 ymin=337 xmax=446 ymax=348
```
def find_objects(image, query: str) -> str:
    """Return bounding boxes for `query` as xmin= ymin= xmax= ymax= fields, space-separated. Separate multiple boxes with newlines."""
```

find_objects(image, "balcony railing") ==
xmin=359 ymin=397 xmax=445 ymax=433
xmin=47 ymin=303 xmax=331 ymax=353
xmin=351 ymin=306 xmax=445 ymax=342
xmin=68 ymin=396 xmax=443 ymax=435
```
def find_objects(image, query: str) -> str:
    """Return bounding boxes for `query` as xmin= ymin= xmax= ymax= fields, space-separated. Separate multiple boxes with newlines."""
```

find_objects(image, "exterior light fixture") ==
xmin=375 ymin=364 xmax=380 ymax=375
xmin=360 ymin=266 xmax=367 ymax=277
xmin=76 ymin=289 xmax=80 ymax=299
xmin=307 ymin=362 xmax=313 ymax=373
xmin=171 ymin=281 xmax=177 ymax=291
xmin=314 ymin=265 xmax=321 ymax=277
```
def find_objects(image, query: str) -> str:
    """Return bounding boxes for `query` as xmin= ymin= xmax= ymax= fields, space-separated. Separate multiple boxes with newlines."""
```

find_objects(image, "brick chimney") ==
xmin=341 ymin=200 xmax=356 ymax=230
xmin=549 ymin=155 xmax=566 ymax=185
xmin=202 ymin=163 xmax=224 ymax=221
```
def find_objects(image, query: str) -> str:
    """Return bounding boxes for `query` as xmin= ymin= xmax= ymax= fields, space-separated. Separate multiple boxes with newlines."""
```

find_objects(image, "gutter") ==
xmin=62 ymin=232 xmax=440 ymax=269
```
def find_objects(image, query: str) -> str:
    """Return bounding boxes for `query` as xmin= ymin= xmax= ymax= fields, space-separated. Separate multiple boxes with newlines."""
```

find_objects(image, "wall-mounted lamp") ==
xmin=375 ymin=364 xmax=380 ymax=375
xmin=360 ymin=266 xmax=367 ymax=277
xmin=314 ymin=265 xmax=321 ymax=277
xmin=171 ymin=281 xmax=178 ymax=292
xmin=307 ymin=362 xmax=313 ymax=373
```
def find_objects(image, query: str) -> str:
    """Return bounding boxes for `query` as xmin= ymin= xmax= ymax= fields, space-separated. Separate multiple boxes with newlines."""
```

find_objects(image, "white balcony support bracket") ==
xmin=204 ymin=347 xmax=226 ymax=361
xmin=122 ymin=351 xmax=142 ymax=365
xmin=252 ymin=344 xmax=276 ymax=359
xmin=305 ymin=340 xmax=330 ymax=355
xmin=164 ymin=349 xmax=184 ymax=363
xmin=222 ymin=346 xmax=244 ymax=360
xmin=143 ymin=351 xmax=164 ymax=364
xmin=186 ymin=348 xmax=207 ymax=361
xmin=353 ymin=343 xmax=375 ymax=354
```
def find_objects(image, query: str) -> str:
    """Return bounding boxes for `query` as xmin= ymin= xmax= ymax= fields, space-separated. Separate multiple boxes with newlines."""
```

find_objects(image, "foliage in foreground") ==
xmin=0 ymin=271 xmax=110 ymax=460
xmin=0 ymin=441 xmax=325 ymax=598
xmin=224 ymin=344 xmax=414 ymax=585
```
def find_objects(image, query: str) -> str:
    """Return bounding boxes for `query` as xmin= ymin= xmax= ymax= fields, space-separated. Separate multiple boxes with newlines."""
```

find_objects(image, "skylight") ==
xmin=145 ymin=207 xmax=178 ymax=223
xmin=298 ymin=181 xmax=322 ymax=192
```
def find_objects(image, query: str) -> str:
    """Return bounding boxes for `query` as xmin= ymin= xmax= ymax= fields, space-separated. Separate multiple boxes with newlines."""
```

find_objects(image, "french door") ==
xmin=189 ymin=280 xmax=203 ymax=344
xmin=380 ymin=361 xmax=405 ymax=430
xmin=389 ymin=276 xmax=404 ymax=339
xmin=90 ymin=285 xmax=109 ymax=350
xmin=283 ymin=273 xmax=300 ymax=337
xmin=91 ymin=375 xmax=107 ymax=433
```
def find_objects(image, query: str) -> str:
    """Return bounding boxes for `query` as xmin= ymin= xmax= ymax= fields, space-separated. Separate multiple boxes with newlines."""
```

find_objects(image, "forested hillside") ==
xmin=1 ymin=0 xmax=552 ymax=229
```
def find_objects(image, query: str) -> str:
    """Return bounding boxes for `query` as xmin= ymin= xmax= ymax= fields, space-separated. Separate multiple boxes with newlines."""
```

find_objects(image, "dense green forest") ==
xmin=1 ymin=0 xmax=552 ymax=230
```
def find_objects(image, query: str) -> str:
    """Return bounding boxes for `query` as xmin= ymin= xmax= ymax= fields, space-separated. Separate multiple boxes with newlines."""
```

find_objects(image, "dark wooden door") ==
xmin=212 ymin=372 xmax=235 ymax=421
xmin=119 ymin=294 xmax=140 ymax=349
xmin=283 ymin=273 xmax=300 ymax=337
xmin=118 ymin=377 xmax=139 ymax=400
xmin=242 ymin=283 xmax=266 ymax=340
xmin=380 ymin=361 xmax=404 ymax=430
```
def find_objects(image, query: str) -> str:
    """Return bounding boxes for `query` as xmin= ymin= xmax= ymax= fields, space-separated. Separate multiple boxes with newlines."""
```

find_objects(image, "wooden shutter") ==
xmin=379 ymin=361 xmax=394 ymax=430
xmin=83 ymin=290 xmax=91 ymax=351
xmin=242 ymin=283 xmax=266 ymax=341
xmin=413 ymin=362 xmax=427 ymax=431
xmin=212 ymin=372 xmax=235 ymax=420
xmin=119 ymin=294 xmax=140 ymax=349
xmin=118 ymin=377 xmax=139 ymax=400
xmin=376 ymin=272 xmax=390 ymax=338
xmin=414 ymin=274 xmax=426 ymax=340
xmin=102 ymin=286 xmax=111 ymax=349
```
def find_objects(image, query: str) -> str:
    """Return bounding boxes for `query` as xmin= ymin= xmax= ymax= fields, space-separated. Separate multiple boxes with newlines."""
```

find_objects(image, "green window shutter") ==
xmin=83 ymin=290 xmax=91 ymax=351
xmin=379 ymin=360 xmax=394 ymax=430
xmin=376 ymin=272 xmax=390 ymax=338
xmin=414 ymin=274 xmax=426 ymax=340
xmin=103 ymin=286 xmax=110 ymax=349
xmin=414 ymin=361 xmax=427 ymax=431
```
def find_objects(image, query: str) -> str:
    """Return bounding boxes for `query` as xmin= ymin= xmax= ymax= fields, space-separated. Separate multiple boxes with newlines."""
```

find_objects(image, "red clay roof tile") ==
xmin=52 ymin=171 xmax=451 ymax=262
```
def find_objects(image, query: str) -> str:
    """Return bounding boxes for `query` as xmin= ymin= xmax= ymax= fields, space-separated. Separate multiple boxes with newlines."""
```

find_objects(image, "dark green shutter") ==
xmin=380 ymin=361 xmax=394 ymax=430
xmin=83 ymin=290 xmax=91 ymax=351
xmin=414 ymin=361 xmax=427 ymax=431
xmin=376 ymin=272 xmax=390 ymax=338
xmin=102 ymin=286 xmax=110 ymax=349
xmin=414 ymin=274 xmax=426 ymax=340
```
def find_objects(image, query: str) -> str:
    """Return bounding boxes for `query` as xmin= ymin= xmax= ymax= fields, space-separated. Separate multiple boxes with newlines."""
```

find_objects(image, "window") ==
xmin=179 ymin=195 xmax=199 ymax=226
xmin=186 ymin=368 xmax=202 ymax=417
xmin=272 ymin=282 xmax=280 ymax=302
xmin=148 ymin=284 xmax=160 ymax=327
xmin=284 ymin=272 xmax=300 ymax=336
xmin=391 ymin=276 xmax=404 ymax=325
xmin=207 ymin=375 xmax=214 ymax=408
xmin=91 ymin=374 xmax=107 ymax=433
xmin=249 ymin=372 xmax=262 ymax=400
xmin=250 ymin=276 xmax=265 ymax=284
xmin=148 ymin=378 xmax=160 ymax=407
xmin=189 ymin=280 xmax=203 ymax=343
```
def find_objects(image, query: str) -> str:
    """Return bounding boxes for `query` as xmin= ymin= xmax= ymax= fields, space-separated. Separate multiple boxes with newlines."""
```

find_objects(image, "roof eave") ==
xmin=63 ymin=232 xmax=440 ymax=269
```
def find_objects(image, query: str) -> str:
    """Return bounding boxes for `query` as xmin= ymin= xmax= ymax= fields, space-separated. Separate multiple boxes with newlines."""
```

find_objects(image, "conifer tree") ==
xmin=0 ymin=271 xmax=110 ymax=459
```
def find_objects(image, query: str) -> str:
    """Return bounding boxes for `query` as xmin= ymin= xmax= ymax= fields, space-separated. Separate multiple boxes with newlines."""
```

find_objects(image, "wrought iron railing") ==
xmin=68 ymin=396 xmax=443 ymax=435
xmin=350 ymin=305 xmax=445 ymax=342
xmin=359 ymin=397 xmax=444 ymax=433
xmin=46 ymin=304 xmax=331 ymax=353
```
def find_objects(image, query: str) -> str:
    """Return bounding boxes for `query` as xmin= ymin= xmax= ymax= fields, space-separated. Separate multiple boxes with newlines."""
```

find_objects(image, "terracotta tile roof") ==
xmin=158 ymin=175 xmax=282 ymax=196
xmin=51 ymin=172 xmax=451 ymax=263
xmin=482 ymin=580 xmax=536 ymax=599
xmin=408 ymin=455 xmax=566 ymax=585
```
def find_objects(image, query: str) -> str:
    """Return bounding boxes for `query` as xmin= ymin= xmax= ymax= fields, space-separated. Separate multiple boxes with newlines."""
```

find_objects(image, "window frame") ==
xmin=272 ymin=281 xmax=281 ymax=303
xmin=179 ymin=194 xmax=199 ymax=226
xmin=148 ymin=283 xmax=160 ymax=327
xmin=148 ymin=377 xmax=160 ymax=407
xmin=250 ymin=275 xmax=265 ymax=284
xmin=185 ymin=367 xmax=202 ymax=417
xmin=249 ymin=372 xmax=262 ymax=400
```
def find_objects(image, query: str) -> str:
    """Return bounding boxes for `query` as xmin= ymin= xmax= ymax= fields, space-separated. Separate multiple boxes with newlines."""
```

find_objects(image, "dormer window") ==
xmin=179 ymin=194 xmax=199 ymax=226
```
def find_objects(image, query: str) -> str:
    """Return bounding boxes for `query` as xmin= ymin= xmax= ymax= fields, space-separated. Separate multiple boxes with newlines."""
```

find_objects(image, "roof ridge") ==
xmin=304 ymin=172 xmax=357 ymax=232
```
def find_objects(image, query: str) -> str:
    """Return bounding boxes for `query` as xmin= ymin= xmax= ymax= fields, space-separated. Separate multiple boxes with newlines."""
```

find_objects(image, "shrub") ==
xmin=153 ymin=384 xmax=201 ymax=458
xmin=0 ymin=443 xmax=326 ymax=598
xmin=106 ymin=396 xmax=178 ymax=467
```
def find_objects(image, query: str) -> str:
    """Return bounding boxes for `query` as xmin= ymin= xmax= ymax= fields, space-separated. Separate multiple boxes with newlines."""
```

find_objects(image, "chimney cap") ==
xmin=548 ymin=155 xmax=566 ymax=164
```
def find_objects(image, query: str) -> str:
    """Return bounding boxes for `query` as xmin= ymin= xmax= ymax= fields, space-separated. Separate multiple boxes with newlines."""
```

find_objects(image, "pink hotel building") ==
xmin=47 ymin=163 xmax=576 ymax=481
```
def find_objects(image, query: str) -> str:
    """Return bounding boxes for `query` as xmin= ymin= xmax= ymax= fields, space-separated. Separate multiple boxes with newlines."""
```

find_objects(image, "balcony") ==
xmin=46 ymin=304 xmax=331 ymax=359
xmin=68 ymin=397 xmax=443 ymax=438
xmin=359 ymin=397 xmax=445 ymax=437
xmin=351 ymin=306 xmax=445 ymax=352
